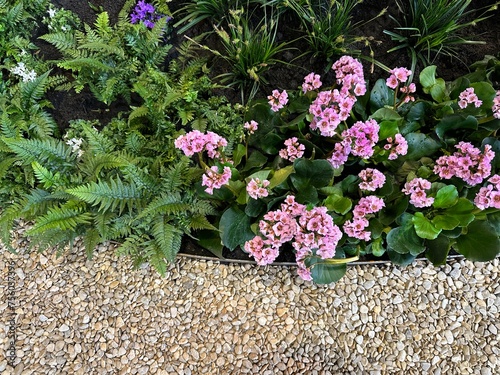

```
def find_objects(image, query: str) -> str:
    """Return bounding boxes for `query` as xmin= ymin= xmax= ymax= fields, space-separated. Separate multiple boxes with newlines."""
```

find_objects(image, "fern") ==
xmin=27 ymin=206 xmax=92 ymax=234
xmin=82 ymin=153 xmax=128 ymax=177
xmin=137 ymin=193 xmax=191 ymax=220
xmin=81 ymin=122 xmax=115 ymax=153
xmin=21 ymin=70 xmax=51 ymax=104
xmin=39 ymin=32 xmax=77 ymax=52
xmin=188 ymin=214 xmax=218 ymax=231
xmin=152 ymin=218 xmax=183 ymax=263
xmin=66 ymin=176 xmax=145 ymax=214
xmin=31 ymin=161 xmax=64 ymax=188
xmin=83 ymin=228 xmax=101 ymax=259
xmin=27 ymin=110 xmax=57 ymax=138
xmin=58 ymin=57 xmax=113 ymax=72
xmin=94 ymin=12 xmax=113 ymax=37
xmin=3 ymin=138 xmax=74 ymax=168
xmin=78 ymin=42 xmax=125 ymax=58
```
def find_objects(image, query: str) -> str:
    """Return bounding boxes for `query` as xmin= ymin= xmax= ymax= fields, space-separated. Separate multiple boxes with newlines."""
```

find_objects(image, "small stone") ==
xmin=59 ymin=324 xmax=70 ymax=332
xmin=393 ymin=295 xmax=403 ymax=304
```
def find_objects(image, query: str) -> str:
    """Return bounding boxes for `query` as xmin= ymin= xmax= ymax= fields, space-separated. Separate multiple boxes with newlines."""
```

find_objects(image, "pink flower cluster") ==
xmin=342 ymin=119 xmax=380 ymax=158
xmin=244 ymin=120 xmax=258 ymax=134
xmin=268 ymin=89 xmax=288 ymax=112
xmin=458 ymin=88 xmax=482 ymax=109
xmin=307 ymin=56 xmax=366 ymax=138
xmin=279 ymin=137 xmax=305 ymax=162
xmin=384 ymin=133 xmax=408 ymax=160
xmin=202 ymin=166 xmax=232 ymax=195
xmin=493 ymin=91 xmax=500 ymax=119
xmin=308 ymin=89 xmax=356 ymax=136
xmin=343 ymin=196 xmax=385 ymax=241
xmin=331 ymin=55 xmax=366 ymax=96
xmin=402 ymin=178 xmax=434 ymax=208
xmin=386 ymin=67 xmax=412 ymax=89
xmin=175 ymin=130 xmax=228 ymax=158
xmin=399 ymin=83 xmax=416 ymax=103
xmin=244 ymin=196 xmax=342 ymax=280
xmin=358 ymin=168 xmax=386 ymax=191
xmin=434 ymin=142 xmax=495 ymax=186
xmin=247 ymin=178 xmax=270 ymax=199
xmin=474 ymin=175 xmax=500 ymax=210
xmin=302 ymin=72 xmax=322 ymax=93
xmin=327 ymin=119 xmax=380 ymax=168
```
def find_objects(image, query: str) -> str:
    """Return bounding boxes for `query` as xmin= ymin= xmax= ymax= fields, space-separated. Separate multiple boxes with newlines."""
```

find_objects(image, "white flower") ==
xmin=48 ymin=8 xmax=56 ymax=18
xmin=10 ymin=62 xmax=37 ymax=82
xmin=66 ymin=138 xmax=84 ymax=157
xmin=61 ymin=25 xmax=68 ymax=31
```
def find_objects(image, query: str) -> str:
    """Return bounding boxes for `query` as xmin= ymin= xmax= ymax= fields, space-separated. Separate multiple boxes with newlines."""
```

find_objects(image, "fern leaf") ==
xmin=28 ymin=110 xmax=57 ymax=138
xmin=82 ymin=122 xmax=115 ymax=153
xmin=83 ymin=228 xmax=101 ymax=259
xmin=95 ymin=12 xmax=112 ymax=37
xmin=66 ymin=177 xmax=144 ymax=214
xmin=0 ymin=157 xmax=17 ymax=180
xmin=78 ymin=42 xmax=125 ymax=58
xmin=31 ymin=161 xmax=62 ymax=188
xmin=21 ymin=70 xmax=51 ymax=104
xmin=137 ymin=193 xmax=190 ymax=220
xmin=83 ymin=153 xmax=128 ymax=177
xmin=27 ymin=206 xmax=92 ymax=234
xmin=179 ymin=110 xmax=194 ymax=125
xmin=39 ymin=32 xmax=76 ymax=52
xmin=153 ymin=218 xmax=183 ymax=263
xmin=128 ymin=106 xmax=149 ymax=124
xmin=3 ymin=138 xmax=74 ymax=167
xmin=58 ymin=58 xmax=112 ymax=72
xmin=188 ymin=214 xmax=218 ymax=231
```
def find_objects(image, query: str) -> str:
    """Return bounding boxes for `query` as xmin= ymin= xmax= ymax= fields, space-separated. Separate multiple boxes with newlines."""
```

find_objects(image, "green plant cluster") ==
xmin=0 ymin=0 xmax=498 ymax=284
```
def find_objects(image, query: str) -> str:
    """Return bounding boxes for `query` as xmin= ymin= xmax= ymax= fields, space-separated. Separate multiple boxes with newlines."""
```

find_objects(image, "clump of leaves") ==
xmin=384 ymin=0 xmax=500 ymax=73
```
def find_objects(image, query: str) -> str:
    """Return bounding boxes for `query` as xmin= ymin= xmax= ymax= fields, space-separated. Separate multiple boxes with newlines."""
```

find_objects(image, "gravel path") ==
xmin=1 ymin=239 xmax=499 ymax=375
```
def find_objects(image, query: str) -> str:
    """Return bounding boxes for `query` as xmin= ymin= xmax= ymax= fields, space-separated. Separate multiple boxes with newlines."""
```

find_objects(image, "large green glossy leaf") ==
xmin=433 ymin=185 xmax=459 ymax=209
xmin=232 ymin=144 xmax=246 ymax=167
xmin=242 ymin=150 xmax=268 ymax=172
xmin=454 ymin=220 xmax=500 ymax=261
xmin=290 ymin=159 xmax=333 ymax=191
xmin=196 ymin=230 xmax=224 ymax=259
xmin=324 ymin=194 xmax=352 ymax=215
xmin=412 ymin=212 xmax=441 ymax=240
xmin=435 ymin=115 xmax=477 ymax=141
xmin=379 ymin=197 xmax=408 ymax=226
xmin=387 ymin=248 xmax=417 ymax=266
xmin=425 ymin=235 xmax=451 ymax=266
xmin=371 ymin=108 xmax=402 ymax=123
xmin=471 ymin=81 xmax=497 ymax=105
xmin=420 ymin=65 xmax=446 ymax=102
xmin=305 ymin=257 xmax=347 ymax=284
xmin=403 ymin=133 xmax=441 ymax=160
xmin=378 ymin=120 xmax=400 ymax=140
xmin=219 ymin=207 xmax=255 ymax=251
xmin=387 ymin=216 xmax=425 ymax=256
xmin=269 ymin=165 xmax=293 ymax=189
xmin=370 ymin=78 xmax=393 ymax=111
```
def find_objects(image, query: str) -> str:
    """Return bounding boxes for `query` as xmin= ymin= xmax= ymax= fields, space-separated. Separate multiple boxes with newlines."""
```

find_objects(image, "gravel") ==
xmin=0 ymin=237 xmax=499 ymax=375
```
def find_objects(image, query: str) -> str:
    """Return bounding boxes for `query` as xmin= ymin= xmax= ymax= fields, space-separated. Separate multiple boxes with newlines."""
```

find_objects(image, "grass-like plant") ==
xmin=276 ymin=0 xmax=363 ymax=69
xmin=384 ymin=0 xmax=500 ymax=73
xmin=210 ymin=9 xmax=291 ymax=103
xmin=173 ymin=0 xmax=242 ymax=34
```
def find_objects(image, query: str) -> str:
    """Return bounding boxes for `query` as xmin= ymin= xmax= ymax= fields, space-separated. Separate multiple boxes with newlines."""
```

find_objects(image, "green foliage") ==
xmin=384 ymin=0 xmax=500 ymax=71
xmin=174 ymin=0 xmax=242 ymax=33
xmin=211 ymin=9 xmax=291 ymax=102
xmin=39 ymin=5 xmax=173 ymax=104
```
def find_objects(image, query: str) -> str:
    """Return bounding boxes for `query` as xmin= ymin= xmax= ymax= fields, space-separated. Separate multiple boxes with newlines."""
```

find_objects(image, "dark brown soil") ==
xmin=38 ymin=0 xmax=500 ymax=261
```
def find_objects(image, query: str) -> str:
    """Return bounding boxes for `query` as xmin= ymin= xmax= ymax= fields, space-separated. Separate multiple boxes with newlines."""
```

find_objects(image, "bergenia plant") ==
xmin=177 ymin=55 xmax=500 ymax=285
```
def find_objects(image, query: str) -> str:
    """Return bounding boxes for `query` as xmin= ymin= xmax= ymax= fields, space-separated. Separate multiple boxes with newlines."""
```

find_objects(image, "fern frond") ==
xmin=178 ymin=109 xmax=194 ymax=125
xmin=0 ymin=157 xmax=17 ymax=180
xmin=66 ymin=177 xmax=144 ymax=214
xmin=21 ymin=188 xmax=59 ymax=216
xmin=153 ymin=218 xmax=183 ymax=263
xmin=188 ymin=214 xmax=218 ymax=231
xmin=21 ymin=70 xmax=51 ymax=104
xmin=124 ymin=131 xmax=146 ymax=154
xmin=82 ymin=122 xmax=115 ymax=153
xmin=122 ymin=164 xmax=159 ymax=192
xmin=83 ymin=228 xmax=101 ymax=259
xmin=78 ymin=42 xmax=125 ymax=58
xmin=58 ymin=58 xmax=112 ymax=72
xmin=31 ymin=161 xmax=63 ymax=188
xmin=3 ymin=137 xmax=74 ymax=168
xmin=128 ymin=106 xmax=149 ymax=124
xmin=39 ymin=32 xmax=77 ymax=52
xmin=136 ymin=193 xmax=190 ymax=220
xmin=82 ymin=153 xmax=128 ymax=177
xmin=94 ymin=12 xmax=112 ymax=37
xmin=0 ymin=202 xmax=24 ymax=248
xmin=28 ymin=110 xmax=57 ymax=138
xmin=27 ymin=206 xmax=92 ymax=234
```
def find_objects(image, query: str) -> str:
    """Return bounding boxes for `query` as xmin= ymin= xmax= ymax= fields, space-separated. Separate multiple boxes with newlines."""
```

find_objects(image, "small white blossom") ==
xmin=66 ymin=138 xmax=84 ymax=157
xmin=48 ymin=8 xmax=56 ymax=18
xmin=10 ymin=62 xmax=37 ymax=82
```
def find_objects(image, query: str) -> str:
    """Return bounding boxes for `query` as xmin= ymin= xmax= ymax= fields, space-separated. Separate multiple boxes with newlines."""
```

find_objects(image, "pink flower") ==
xmin=458 ymin=88 xmax=482 ymax=109
xmin=327 ymin=141 xmax=351 ymax=168
xmin=302 ymin=72 xmax=322 ymax=93
xmin=342 ymin=119 xmax=380 ymax=159
xmin=493 ymin=91 xmax=500 ymax=119
xmin=279 ymin=137 xmax=305 ymax=162
xmin=244 ymin=236 xmax=280 ymax=266
xmin=244 ymin=120 xmax=258 ymax=134
xmin=353 ymin=196 xmax=385 ymax=217
xmin=384 ymin=133 xmax=408 ymax=160
xmin=331 ymin=56 xmax=366 ymax=96
xmin=434 ymin=142 xmax=495 ymax=186
xmin=175 ymin=130 xmax=228 ymax=159
xmin=402 ymin=178 xmax=434 ymax=208
xmin=268 ymin=89 xmax=288 ymax=112
xmin=201 ymin=166 xmax=231 ymax=194
xmin=247 ymin=178 xmax=270 ymax=199
xmin=343 ymin=217 xmax=371 ymax=241
xmin=474 ymin=174 xmax=500 ymax=210
xmin=386 ymin=67 xmax=412 ymax=89
xmin=359 ymin=168 xmax=386 ymax=191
